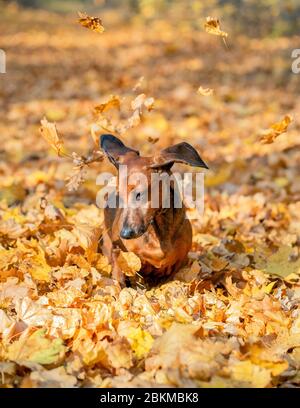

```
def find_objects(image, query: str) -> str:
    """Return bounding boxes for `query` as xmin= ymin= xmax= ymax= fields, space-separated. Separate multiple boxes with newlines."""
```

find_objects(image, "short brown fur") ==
xmin=100 ymin=134 xmax=208 ymax=286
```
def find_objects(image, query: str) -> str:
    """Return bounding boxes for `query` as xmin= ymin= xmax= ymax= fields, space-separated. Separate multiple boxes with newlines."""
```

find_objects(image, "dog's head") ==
xmin=100 ymin=134 xmax=208 ymax=240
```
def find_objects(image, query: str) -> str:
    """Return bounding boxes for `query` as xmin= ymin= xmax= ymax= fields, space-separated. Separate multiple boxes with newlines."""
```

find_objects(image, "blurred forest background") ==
xmin=5 ymin=0 xmax=300 ymax=36
xmin=1 ymin=0 xmax=300 ymax=388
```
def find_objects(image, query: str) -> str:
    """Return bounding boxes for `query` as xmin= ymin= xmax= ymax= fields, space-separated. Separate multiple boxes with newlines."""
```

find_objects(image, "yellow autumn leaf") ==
xmin=78 ymin=12 xmax=104 ymax=34
xmin=7 ymin=329 xmax=65 ymax=365
xmin=126 ymin=327 xmax=154 ymax=359
xmin=198 ymin=86 xmax=214 ymax=96
xmin=40 ymin=118 xmax=65 ymax=156
xmin=260 ymin=115 xmax=293 ymax=144
xmin=29 ymin=245 xmax=52 ymax=282
xmin=72 ymin=224 xmax=101 ymax=252
xmin=204 ymin=17 xmax=228 ymax=38
xmin=117 ymin=251 xmax=142 ymax=277
xmin=229 ymin=360 xmax=271 ymax=387
xmin=94 ymin=95 xmax=120 ymax=115
xmin=248 ymin=344 xmax=289 ymax=376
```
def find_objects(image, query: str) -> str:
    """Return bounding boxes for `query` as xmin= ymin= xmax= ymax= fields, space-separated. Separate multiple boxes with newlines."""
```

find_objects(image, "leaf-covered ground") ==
xmin=1 ymin=4 xmax=300 ymax=388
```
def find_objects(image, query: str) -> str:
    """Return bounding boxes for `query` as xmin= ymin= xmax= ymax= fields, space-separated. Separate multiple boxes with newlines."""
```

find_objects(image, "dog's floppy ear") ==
xmin=150 ymin=142 xmax=208 ymax=169
xmin=100 ymin=134 xmax=139 ymax=167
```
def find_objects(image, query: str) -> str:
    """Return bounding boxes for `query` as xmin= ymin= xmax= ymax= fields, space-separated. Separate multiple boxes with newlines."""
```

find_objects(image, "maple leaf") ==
xmin=260 ymin=115 xmax=293 ymax=144
xmin=259 ymin=246 xmax=300 ymax=279
xmin=27 ymin=244 xmax=52 ymax=282
xmin=78 ymin=12 xmax=104 ymax=34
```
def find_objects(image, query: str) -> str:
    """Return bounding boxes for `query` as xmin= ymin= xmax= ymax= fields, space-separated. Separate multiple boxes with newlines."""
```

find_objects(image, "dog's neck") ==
xmin=152 ymin=200 xmax=186 ymax=242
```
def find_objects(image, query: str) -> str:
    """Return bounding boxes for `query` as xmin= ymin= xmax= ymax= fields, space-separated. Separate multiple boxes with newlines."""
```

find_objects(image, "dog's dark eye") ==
xmin=136 ymin=192 xmax=141 ymax=201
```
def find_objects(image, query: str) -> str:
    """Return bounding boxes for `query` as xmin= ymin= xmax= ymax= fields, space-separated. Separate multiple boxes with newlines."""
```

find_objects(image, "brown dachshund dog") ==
xmin=100 ymin=134 xmax=208 ymax=286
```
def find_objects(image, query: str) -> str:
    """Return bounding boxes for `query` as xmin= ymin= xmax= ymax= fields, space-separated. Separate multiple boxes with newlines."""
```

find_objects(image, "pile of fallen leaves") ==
xmin=1 ymin=4 xmax=300 ymax=388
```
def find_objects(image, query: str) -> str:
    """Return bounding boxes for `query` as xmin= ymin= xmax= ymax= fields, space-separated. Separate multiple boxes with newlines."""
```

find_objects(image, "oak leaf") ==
xmin=40 ymin=118 xmax=65 ymax=156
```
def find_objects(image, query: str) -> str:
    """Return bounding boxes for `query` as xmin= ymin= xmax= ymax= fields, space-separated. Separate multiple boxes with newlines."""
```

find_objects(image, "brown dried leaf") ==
xmin=148 ymin=136 xmax=159 ymax=144
xmin=39 ymin=118 xmax=65 ymax=156
xmin=78 ymin=12 xmax=104 ymax=34
xmin=204 ymin=17 xmax=228 ymax=38
xmin=65 ymin=166 xmax=87 ymax=191
xmin=94 ymin=95 xmax=120 ymax=115
xmin=127 ymin=110 xmax=141 ymax=128
xmin=131 ymin=93 xmax=146 ymax=111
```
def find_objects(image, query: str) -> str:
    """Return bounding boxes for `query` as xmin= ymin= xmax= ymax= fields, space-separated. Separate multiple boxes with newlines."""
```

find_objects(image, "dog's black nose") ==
xmin=120 ymin=226 xmax=136 ymax=239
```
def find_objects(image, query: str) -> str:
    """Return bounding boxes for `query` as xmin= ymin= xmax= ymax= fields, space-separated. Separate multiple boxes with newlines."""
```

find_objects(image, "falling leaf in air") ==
xmin=65 ymin=151 xmax=103 ymax=191
xmin=90 ymin=123 xmax=101 ymax=145
xmin=78 ymin=12 xmax=104 ymax=33
xmin=148 ymin=136 xmax=159 ymax=144
xmin=132 ymin=76 xmax=144 ymax=92
xmin=204 ymin=17 xmax=228 ymax=38
xmin=260 ymin=115 xmax=293 ymax=144
xmin=66 ymin=166 xmax=87 ymax=192
xmin=94 ymin=95 xmax=120 ymax=115
xmin=144 ymin=97 xmax=155 ymax=111
xmin=39 ymin=118 xmax=65 ymax=156
xmin=198 ymin=86 xmax=214 ymax=96
xmin=131 ymin=93 xmax=146 ymax=111
xmin=127 ymin=109 xmax=141 ymax=129
xmin=117 ymin=251 xmax=142 ymax=277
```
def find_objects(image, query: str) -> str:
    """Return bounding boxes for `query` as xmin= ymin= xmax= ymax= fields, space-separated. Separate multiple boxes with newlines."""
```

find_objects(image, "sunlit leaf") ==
xmin=117 ymin=251 xmax=142 ymax=277
xmin=260 ymin=115 xmax=293 ymax=144
xmin=78 ymin=12 xmax=104 ymax=34
xmin=204 ymin=17 xmax=228 ymax=38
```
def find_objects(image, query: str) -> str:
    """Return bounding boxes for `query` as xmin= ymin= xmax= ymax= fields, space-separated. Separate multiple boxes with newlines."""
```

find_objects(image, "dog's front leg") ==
xmin=111 ymin=247 xmax=126 ymax=287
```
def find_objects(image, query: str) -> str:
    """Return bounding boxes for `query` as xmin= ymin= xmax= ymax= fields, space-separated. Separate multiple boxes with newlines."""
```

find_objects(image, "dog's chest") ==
xmin=120 ymin=227 xmax=183 ymax=271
